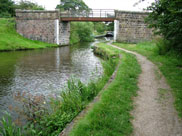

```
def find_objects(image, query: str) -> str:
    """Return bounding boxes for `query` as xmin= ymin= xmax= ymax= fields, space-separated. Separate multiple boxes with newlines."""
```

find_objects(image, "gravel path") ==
xmin=110 ymin=44 xmax=182 ymax=136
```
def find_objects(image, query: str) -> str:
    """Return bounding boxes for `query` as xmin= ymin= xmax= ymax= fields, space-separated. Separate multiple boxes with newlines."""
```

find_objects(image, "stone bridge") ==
xmin=15 ymin=9 xmax=153 ymax=45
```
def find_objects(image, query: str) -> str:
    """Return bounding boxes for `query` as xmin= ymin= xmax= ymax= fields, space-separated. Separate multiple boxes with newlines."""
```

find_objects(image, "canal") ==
xmin=0 ymin=41 xmax=104 ymax=120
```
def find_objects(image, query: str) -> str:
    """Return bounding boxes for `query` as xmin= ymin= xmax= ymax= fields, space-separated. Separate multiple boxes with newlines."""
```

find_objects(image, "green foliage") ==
xmin=156 ymin=38 xmax=171 ymax=55
xmin=0 ymin=0 xmax=44 ymax=18
xmin=114 ymin=42 xmax=182 ymax=117
xmin=146 ymin=0 xmax=182 ymax=52
xmin=93 ymin=43 xmax=120 ymax=59
xmin=107 ymin=22 xmax=114 ymax=31
xmin=15 ymin=0 xmax=44 ymax=10
xmin=56 ymin=0 xmax=89 ymax=11
xmin=0 ymin=0 xmax=15 ymax=17
xmin=93 ymin=22 xmax=114 ymax=35
xmin=0 ymin=112 xmax=22 ymax=136
xmin=70 ymin=44 xmax=141 ymax=136
xmin=94 ymin=22 xmax=107 ymax=34
xmin=70 ymin=22 xmax=94 ymax=44
xmin=0 ymin=18 xmax=57 ymax=51
xmin=76 ymin=22 xmax=94 ymax=42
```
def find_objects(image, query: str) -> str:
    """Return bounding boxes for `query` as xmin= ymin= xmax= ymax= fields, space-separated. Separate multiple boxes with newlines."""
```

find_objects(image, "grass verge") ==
xmin=0 ymin=18 xmax=58 ymax=51
xmin=69 ymin=43 xmax=141 ymax=136
xmin=113 ymin=42 xmax=182 ymax=117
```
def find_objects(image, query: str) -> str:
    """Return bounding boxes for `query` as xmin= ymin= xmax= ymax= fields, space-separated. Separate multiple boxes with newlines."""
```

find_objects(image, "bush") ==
xmin=156 ymin=39 xmax=171 ymax=55
xmin=146 ymin=0 xmax=182 ymax=53
xmin=70 ymin=22 xmax=94 ymax=44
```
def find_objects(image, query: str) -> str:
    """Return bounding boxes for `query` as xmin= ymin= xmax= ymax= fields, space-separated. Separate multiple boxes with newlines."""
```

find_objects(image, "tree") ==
xmin=145 ymin=0 xmax=182 ymax=52
xmin=0 ymin=0 xmax=44 ymax=18
xmin=56 ymin=0 xmax=89 ymax=11
xmin=16 ymin=0 xmax=44 ymax=10
xmin=0 ymin=0 xmax=15 ymax=17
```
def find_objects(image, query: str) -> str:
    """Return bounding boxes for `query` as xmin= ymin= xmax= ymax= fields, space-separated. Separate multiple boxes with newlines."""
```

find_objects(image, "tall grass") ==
xmin=0 ymin=112 xmax=21 ymax=136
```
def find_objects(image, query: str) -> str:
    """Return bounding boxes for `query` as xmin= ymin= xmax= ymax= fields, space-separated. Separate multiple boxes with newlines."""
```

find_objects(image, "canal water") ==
xmin=0 ymin=41 xmax=104 ymax=120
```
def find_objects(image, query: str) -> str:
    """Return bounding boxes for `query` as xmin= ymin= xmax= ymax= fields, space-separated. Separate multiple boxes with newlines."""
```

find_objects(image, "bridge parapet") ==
xmin=16 ymin=9 xmax=60 ymax=20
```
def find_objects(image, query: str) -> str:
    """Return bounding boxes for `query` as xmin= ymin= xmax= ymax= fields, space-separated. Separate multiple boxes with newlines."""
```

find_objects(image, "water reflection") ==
xmin=0 ymin=42 xmax=103 ymax=118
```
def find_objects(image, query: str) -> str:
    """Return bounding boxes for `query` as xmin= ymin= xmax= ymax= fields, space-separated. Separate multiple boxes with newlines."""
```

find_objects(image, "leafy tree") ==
xmin=70 ymin=22 xmax=94 ymax=44
xmin=56 ymin=0 xmax=89 ymax=11
xmin=16 ymin=0 xmax=44 ymax=10
xmin=0 ymin=0 xmax=15 ymax=17
xmin=0 ymin=0 xmax=44 ymax=18
xmin=145 ymin=0 xmax=182 ymax=52
xmin=94 ymin=22 xmax=107 ymax=34
xmin=107 ymin=22 xmax=114 ymax=31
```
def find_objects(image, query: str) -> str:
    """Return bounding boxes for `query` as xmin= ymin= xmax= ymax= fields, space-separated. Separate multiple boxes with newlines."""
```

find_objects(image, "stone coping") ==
xmin=115 ymin=10 xmax=150 ymax=14
xmin=15 ymin=9 xmax=60 ymax=13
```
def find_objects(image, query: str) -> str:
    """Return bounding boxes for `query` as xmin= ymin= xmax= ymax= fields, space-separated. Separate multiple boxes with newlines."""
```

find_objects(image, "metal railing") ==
xmin=60 ymin=9 xmax=115 ymax=18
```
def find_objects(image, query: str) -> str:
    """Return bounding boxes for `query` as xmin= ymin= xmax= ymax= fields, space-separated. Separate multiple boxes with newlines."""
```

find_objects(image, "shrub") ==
xmin=146 ymin=0 xmax=182 ymax=53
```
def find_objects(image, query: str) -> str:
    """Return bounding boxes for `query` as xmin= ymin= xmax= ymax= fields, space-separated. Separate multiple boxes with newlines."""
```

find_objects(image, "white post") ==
xmin=114 ymin=20 xmax=119 ymax=42
xmin=55 ymin=19 xmax=59 ymax=45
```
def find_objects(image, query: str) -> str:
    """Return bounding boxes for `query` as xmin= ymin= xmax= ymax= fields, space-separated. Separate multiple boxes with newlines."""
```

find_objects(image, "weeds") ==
xmin=0 ymin=112 xmax=22 ymax=136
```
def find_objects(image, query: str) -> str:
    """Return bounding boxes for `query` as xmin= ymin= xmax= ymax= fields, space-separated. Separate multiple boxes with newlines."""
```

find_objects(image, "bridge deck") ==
xmin=60 ymin=9 xmax=115 ymax=22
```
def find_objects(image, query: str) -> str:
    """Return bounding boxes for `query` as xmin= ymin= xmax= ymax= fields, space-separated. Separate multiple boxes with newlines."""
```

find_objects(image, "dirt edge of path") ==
xmin=59 ymin=55 xmax=122 ymax=136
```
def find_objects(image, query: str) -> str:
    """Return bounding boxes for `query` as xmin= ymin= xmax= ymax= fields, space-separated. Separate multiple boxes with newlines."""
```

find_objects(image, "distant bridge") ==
xmin=15 ymin=9 xmax=153 ymax=45
xmin=60 ymin=9 xmax=115 ymax=22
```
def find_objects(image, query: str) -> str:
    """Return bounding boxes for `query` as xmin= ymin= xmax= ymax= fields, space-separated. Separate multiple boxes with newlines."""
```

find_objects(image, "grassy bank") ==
xmin=69 ymin=43 xmax=141 ymax=136
xmin=113 ymin=42 xmax=182 ymax=117
xmin=0 ymin=18 xmax=57 ymax=51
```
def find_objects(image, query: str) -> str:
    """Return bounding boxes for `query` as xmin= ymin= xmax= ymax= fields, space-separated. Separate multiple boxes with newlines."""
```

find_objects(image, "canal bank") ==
xmin=0 ymin=41 xmax=118 ymax=135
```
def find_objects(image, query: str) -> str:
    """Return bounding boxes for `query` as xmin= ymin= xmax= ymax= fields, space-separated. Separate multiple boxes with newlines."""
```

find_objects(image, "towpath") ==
xmin=109 ymin=44 xmax=182 ymax=136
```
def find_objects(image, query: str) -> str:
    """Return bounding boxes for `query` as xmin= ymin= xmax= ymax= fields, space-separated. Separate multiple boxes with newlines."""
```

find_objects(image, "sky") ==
xmin=15 ymin=0 xmax=155 ymax=11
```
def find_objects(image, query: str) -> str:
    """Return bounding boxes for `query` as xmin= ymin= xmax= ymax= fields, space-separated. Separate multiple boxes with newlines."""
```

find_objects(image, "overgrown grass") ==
xmin=0 ymin=112 xmax=21 ymax=136
xmin=0 ymin=45 xmax=118 ymax=136
xmin=0 ymin=18 xmax=58 ymax=51
xmin=113 ymin=41 xmax=182 ymax=117
xmin=92 ymin=43 xmax=120 ymax=59
xmin=69 ymin=43 xmax=141 ymax=136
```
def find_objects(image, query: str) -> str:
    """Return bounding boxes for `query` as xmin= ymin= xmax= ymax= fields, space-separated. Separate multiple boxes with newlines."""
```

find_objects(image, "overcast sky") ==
xmin=15 ymin=0 xmax=155 ymax=11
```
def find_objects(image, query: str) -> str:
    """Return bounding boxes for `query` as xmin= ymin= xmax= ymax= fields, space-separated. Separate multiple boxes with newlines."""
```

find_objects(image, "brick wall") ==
xmin=115 ymin=10 xmax=153 ymax=43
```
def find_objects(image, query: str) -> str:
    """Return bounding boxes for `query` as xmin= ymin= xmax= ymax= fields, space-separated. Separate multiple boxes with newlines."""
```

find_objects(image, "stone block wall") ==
xmin=15 ymin=10 xmax=67 ymax=45
xmin=59 ymin=22 xmax=70 ymax=45
xmin=115 ymin=10 xmax=153 ymax=43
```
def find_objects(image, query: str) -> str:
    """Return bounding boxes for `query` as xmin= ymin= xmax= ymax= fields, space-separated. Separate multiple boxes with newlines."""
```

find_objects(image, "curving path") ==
xmin=109 ymin=44 xmax=182 ymax=136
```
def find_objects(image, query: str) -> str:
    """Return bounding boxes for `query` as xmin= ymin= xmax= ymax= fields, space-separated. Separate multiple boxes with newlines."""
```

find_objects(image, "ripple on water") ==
xmin=0 ymin=41 xmax=103 ymax=120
